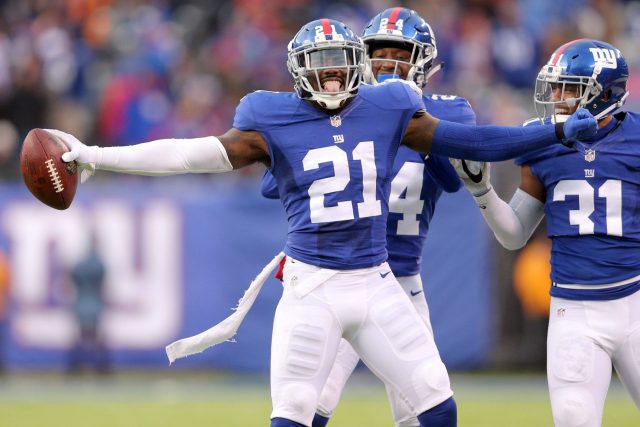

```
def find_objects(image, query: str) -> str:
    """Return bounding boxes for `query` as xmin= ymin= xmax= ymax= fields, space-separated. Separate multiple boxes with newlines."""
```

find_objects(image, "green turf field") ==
xmin=0 ymin=372 xmax=636 ymax=426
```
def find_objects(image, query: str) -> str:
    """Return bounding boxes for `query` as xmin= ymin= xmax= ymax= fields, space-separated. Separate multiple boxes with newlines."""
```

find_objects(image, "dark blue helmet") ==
xmin=534 ymin=39 xmax=629 ymax=121
xmin=362 ymin=7 xmax=439 ymax=88
xmin=287 ymin=19 xmax=365 ymax=110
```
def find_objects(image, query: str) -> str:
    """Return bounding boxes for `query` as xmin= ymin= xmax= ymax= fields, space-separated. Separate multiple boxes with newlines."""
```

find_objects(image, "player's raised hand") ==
xmin=45 ymin=129 xmax=97 ymax=183
xmin=561 ymin=108 xmax=598 ymax=145
xmin=449 ymin=158 xmax=491 ymax=197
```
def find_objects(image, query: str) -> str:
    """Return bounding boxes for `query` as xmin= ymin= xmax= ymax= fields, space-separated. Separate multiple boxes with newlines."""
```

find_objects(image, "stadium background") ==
xmin=0 ymin=0 xmax=638 ymax=425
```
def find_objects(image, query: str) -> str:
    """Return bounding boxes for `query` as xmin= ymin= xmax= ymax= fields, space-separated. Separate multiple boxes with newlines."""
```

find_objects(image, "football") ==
xmin=20 ymin=128 xmax=78 ymax=210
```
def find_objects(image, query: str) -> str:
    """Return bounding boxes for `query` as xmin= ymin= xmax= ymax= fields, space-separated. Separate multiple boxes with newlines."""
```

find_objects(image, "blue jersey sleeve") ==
xmin=422 ymin=96 xmax=475 ymax=192
xmin=424 ymin=155 xmax=461 ymax=193
xmin=375 ymin=80 xmax=426 ymax=116
xmin=233 ymin=92 xmax=260 ymax=131
xmin=460 ymin=101 xmax=476 ymax=125
xmin=449 ymin=97 xmax=477 ymax=126
xmin=260 ymin=170 xmax=280 ymax=199
xmin=398 ymin=80 xmax=426 ymax=115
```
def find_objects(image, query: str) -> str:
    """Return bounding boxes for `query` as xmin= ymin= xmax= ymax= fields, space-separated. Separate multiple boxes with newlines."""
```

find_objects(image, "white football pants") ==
xmin=270 ymin=259 xmax=452 ymax=426
xmin=315 ymin=274 xmax=434 ymax=427
xmin=547 ymin=290 xmax=640 ymax=427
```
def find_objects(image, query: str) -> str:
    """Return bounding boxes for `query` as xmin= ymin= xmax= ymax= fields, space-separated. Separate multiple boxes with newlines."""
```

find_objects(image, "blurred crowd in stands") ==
xmin=0 ymin=0 xmax=638 ymax=181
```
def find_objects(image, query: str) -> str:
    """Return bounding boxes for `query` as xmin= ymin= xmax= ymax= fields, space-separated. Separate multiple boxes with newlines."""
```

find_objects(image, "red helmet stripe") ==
xmin=550 ymin=38 xmax=588 ymax=65
xmin=387 ymin=7 xmax=403 ymax=30
xmin=321 ymin=18 xmax=333 ymax=38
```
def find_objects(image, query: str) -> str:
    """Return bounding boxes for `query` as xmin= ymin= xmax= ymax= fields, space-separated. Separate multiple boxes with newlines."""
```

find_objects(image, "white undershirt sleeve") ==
xmin=472 ymin=187 xmax=545 ymax=250
xmin=89 ymin=136 xmax=233 ymax=175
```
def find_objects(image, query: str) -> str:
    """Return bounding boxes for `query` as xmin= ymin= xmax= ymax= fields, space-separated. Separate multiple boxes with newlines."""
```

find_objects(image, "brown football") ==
xmin=20 ymin=128 xmax=78 ymax=210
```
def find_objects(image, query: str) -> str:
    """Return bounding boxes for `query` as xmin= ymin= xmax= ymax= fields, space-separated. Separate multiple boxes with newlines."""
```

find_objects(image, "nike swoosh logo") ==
xmin=461 ymin=159 xmax=483 ymax=183
xmin=379 ymin=271 xmax=391 ymax=278
xmin=410 ymin=290 xmax=423 ymax=297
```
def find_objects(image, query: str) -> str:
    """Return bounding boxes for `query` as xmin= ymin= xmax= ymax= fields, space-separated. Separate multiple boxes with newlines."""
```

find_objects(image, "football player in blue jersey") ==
xmin=452 ymin=39 xmax=640 ymax=426
xmin=261 ymin=8 xmax=475 ymax=427
xmin=53 ymin=18 xmax=597 ymax=427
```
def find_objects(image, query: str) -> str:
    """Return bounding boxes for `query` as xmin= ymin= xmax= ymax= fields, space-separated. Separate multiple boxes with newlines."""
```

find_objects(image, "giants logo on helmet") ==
xmin=589 ymin=48 xmax=618 ymax=69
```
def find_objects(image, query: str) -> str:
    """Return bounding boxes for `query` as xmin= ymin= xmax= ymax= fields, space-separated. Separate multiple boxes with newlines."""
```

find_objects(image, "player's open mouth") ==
xmin=322 ymin=78 xmax=344 ymax=93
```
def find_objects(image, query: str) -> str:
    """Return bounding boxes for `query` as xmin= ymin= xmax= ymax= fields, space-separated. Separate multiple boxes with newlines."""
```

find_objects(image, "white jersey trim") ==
xmin=553 ymin=272 xmax=640 ymax=290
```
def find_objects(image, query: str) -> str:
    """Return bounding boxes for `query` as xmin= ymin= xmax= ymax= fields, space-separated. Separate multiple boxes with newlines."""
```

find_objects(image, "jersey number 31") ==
xmin=554 ymin=179 xmax=622 ymax=236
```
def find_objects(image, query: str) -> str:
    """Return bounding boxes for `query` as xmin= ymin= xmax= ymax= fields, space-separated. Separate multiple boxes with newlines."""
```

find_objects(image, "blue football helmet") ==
xmin=287 ymin=19 xmax=365 ymax=110
xmin=362 ymin=7 xmax=440 ymax=87
xmin=534 ymin=39 xmax=629 ymax=122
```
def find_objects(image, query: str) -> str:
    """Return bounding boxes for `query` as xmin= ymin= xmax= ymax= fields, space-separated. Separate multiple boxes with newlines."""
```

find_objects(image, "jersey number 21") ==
xmin=304 ymin=142 xmax=381 ymax=223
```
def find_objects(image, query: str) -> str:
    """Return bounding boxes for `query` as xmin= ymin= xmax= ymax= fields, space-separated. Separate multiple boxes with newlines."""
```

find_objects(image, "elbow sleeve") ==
xmin=473 ymin=188 xmax=545 ymax=250
xmin=96 ymin=136 xmax=232 ymax=175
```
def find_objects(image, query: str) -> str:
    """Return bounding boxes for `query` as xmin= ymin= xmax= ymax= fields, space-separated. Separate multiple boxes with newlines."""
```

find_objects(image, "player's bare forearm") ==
xmin=218 ymin=128 xmax=271 ymax=169
xmin=519 ymin=166 xmax=546 ymax=202
xmin=402 ymin=113 xmax=439 ymax=154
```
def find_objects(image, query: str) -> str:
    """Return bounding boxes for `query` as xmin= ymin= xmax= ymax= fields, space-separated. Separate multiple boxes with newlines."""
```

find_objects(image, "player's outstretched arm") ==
xmin=402 ymin=108 xmax=597 ymax=161
xmin=53 ymin=128 xmax=269 ymax=181
xmin=451 ymin=159 xmax=545 ymax=250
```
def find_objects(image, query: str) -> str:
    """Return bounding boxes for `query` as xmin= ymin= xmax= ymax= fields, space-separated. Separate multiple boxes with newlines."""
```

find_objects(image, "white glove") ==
xmin=449 ymin=158 xmax=491 ymax=197
xmin=46 ymin=129 xmax=98 ymax=183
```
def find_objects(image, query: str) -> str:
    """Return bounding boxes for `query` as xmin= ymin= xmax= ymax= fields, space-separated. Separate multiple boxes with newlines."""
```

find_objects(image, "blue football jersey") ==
xmin=386 ymin=94 xmax=476 ymax=276
xmin=517 ymin=112 xmax=640 ymax=300
xmin=234 ymin=81 xmax=423 ymax=269
xmin=258 ymin=92 xmax=475 ymax=275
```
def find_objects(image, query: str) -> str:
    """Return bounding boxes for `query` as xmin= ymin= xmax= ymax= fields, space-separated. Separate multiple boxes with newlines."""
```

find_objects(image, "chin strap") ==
xmin=422 ymin=62 xmax=444 ymax=85
xmin=312 ymin=93 xmax=350 ymax=110
xmin=593 ymin=90 xmax=629 ymax=120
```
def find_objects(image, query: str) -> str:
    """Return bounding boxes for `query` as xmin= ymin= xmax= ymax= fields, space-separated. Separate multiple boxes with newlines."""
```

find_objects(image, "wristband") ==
xmin=472 ymin=185 xmax=493 ymax=199
xmin=555 ymin=122 xmax=573 ymax=147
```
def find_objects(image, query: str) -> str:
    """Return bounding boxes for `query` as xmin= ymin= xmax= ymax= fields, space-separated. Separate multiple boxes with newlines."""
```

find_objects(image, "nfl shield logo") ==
xmin=584 ymin=149 xmax=596 ymax=162
xmin=330 ymin=115 xmax=342 ymax=127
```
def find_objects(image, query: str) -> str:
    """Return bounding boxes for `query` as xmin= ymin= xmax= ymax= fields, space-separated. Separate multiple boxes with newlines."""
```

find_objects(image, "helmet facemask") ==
xmin=288 ymin=41 xmax=365 ymax=110
xmin=364 ymin=37 xmax=439 ymax=87
xmin=534 ymin=65 xmax=598 ymax=123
